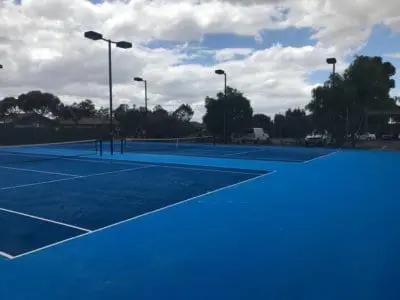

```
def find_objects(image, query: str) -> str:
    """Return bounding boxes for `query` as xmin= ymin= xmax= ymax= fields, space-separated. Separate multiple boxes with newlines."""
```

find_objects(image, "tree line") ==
xmin=203 ymin=55 xmax=399 ymax=145
xmin=0 ymin=55 xmax=398 ymax=145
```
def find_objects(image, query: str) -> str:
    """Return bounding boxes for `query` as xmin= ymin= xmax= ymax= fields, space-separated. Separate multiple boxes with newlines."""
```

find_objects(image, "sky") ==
xmin=0 ymin=0 xmax=399 ymax=121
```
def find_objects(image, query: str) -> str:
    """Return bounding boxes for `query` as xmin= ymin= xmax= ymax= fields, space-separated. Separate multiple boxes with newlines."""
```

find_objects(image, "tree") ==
xmin=252 ymin=114 xmax=273 ymax=134
xmin=203 ymin=86 xmax=253 ymax=139
xmin=173 ymin=104 xmax=194 ymax=122
xmin=96 ymin=107 xmax=109 ymax=118
xmin=273 ymin=114 xmax=285 ymax=138
xmin=283 ymin=108 xmax=312 ymax=139
xmin=18 ymin=91 xmax=61 ymax=116
xmin=153 ymin=105 xmax=168 ymax=117
xmin=77 ymin=99 xmax=96 ymax=117
xmin=306 ymin=55 xmax=397 ymax=146
xmin=0 ymin=97 xmax=21 ymax=117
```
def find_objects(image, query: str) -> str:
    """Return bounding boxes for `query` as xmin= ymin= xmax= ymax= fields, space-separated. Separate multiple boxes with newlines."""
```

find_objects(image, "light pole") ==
xmin=215 ymin=69 xmax=227 ymax=144
xmin=326 ymin=57 xmax=336 ymax=77
xmin=326 ymin=58 xmax=346 ymax=139
xmin=133 ymin=77 xmax=148 ymax=137
xmin=84 ymin=30 xmax=132 ymax=155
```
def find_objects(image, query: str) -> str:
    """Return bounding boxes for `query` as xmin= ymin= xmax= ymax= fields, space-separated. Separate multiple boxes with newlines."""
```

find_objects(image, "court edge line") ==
xmin=11 ymin=170 xmax=277 ymax=260
xmin=302 ymin=150 xmax=339 ymax=164
xmin=0 ymin=207 xmax=91 ymax=233
xmin=0 ymin=251 xmax=14 ymax=259
xmin=0 ymin=166 xmax=156 ymax=190
xmin=0 ymin=165 xmax=78 ymax=177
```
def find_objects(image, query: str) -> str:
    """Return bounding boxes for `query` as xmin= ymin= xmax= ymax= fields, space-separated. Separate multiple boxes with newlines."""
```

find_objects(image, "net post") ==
xmin=99 ymin=140 xmax=103 ymax=156
xmin=120 ymin=139 xmax=124 ymax=154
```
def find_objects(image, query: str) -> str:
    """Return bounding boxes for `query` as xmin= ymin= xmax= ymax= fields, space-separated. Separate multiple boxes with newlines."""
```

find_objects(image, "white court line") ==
xmin=0 ymin=251 xmax=14 ymax=259
xmin=11 ymin=170 xmax=277 ymax=260
xmin=156 ymin=165 xmax=264 ymax=176
xmin=303 ymin=150 xmax=339 ymax=164
xmin=221 ymin=148 xmax=267 ymax=157
xmin=0 ymin=166 xmax=156 ymax=191
xmin=0 ymin=207 xmax=91 ymax=232
xmin=0 ymin=165 xmax=78 ymax=177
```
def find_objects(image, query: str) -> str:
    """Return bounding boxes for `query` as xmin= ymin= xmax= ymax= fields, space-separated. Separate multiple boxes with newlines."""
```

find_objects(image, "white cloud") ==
xmin=384 ymin=53 xmax=400 ymax=59
xmin=0 ymin=0 xmax=399 ymax=122
xmin=214 ymin=48 xmax=254 ymax=62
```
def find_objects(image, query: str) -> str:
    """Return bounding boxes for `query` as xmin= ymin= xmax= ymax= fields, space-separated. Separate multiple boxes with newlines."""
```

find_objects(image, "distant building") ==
xmin=58 ymin=117 xmax=109 ymax=128
xmin=0 ymin=113 xmax=54 ymax=128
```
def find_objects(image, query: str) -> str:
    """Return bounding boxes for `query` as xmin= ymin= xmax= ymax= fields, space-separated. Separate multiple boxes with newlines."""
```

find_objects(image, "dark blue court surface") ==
xmin=0 ymin=142 xmax=399 ymax=300
xmin=0 ymin=157 xmax=266 ymax=257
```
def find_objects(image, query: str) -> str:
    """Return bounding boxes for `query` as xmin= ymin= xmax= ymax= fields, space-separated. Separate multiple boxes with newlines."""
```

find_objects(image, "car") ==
xmin=358 ymin=132 xmax=376 ymax=141
xmin=232 ymin=127 xmax=270 ymax=144
xmin=381 ymin=134 xmax=395 ymax=140
xmin=304 ymin=132 xmax=329 ymax=146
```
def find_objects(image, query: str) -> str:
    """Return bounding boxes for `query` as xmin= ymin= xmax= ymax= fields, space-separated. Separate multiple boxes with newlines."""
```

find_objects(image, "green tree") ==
xmin=173 ymin=104 xmax=194 ymax=122
xmin=203 ymin=86 xmax=253 ymax=139
xmin=18 ymin=91 xmax=61 ymax=116
xmin=252 ymin=114 xmax=273 ymax=134
xmin=283 ymin=108 xmax=312 ymax=139
xmin=0 ymin=97 xmax=21 ymax=117
xmin=77 ymin=99 xmax=96 ymax=117
xmin=273 ymin=114 xmax=285 ymax=138
xmin=96 ymin=107 xmax=109 ymax=118
xmin=307 ymin=55 xmax=397 ymax=146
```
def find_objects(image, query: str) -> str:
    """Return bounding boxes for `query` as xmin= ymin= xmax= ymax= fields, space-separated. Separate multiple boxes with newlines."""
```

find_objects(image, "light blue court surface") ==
xmin=0 ymin=144 xmax=399 ymax=300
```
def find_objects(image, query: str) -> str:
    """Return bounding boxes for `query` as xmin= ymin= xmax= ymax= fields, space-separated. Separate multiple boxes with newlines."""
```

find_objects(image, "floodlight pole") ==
xmin=215 ymin=69 xmax=227 ymax=144
xmin=144 ymin=80 xmax=148 ymax=137
xmin=223 ymin=74 xmax=227 ymax=144
xmin=108 ymin=40 xmax=114 ymax=154
xmin=84 ymin=30 xmax=132 ymax=155
xmin=133 ymin=77 xmax=148 ymax=137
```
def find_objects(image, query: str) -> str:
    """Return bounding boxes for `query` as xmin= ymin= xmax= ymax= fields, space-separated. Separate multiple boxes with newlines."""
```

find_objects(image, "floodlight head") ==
xmin=116 ymin=41 xmax=132 ymax=49
xmin=326 ymin=58 xmax=337 ymax=64
xmin=0 ymin=64 xmax=3 ymax=69
xmin=215 ymin=69 xmax=225 ymax=75
xmin=84 ymin=31 xmax=103 ymax=41
xmin=134 ymin=77 xmax=144 ymax=82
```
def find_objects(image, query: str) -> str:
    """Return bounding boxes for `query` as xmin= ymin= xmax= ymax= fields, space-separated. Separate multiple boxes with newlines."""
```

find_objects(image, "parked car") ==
xmin=358 ymin=132 xmax=376 ymax=141
xmin=232 ymin=128 xmax=270 ymax=144
xmin=304 ymin=132 xmax=330 ymax=146
xmin=381 ymin=134 xmax=396 ymax=140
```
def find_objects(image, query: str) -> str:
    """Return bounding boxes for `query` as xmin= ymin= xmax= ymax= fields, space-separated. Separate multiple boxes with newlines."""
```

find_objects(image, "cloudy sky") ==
xmin=0 ymin=0 xmax=399 ymax=121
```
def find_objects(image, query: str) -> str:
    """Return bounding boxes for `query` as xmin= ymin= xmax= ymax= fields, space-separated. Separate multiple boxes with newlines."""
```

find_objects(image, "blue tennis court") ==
xmin=0 ymin=151 xmax=266 ymax=257
xmin=122 ymin=139 xmax=335 ymax=162
xmin=1 ymin=141 xmax=399 ymax=300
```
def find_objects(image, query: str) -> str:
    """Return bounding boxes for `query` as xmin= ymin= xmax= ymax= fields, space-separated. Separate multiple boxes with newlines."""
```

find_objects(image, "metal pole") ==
xmin=224 ymin=73 xmax=227 ymax=144
xmin=108 ymin=40 xmax=114 ymax=155
xmin=144 ymin=80 xmax=148 ymax=138
xmin=346 ymin=108 xmax=349 ymax=139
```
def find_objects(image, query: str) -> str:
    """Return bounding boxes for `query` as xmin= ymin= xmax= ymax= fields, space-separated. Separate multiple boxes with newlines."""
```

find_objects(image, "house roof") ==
xmin=58 ymin=117 xmax=118 ymax=125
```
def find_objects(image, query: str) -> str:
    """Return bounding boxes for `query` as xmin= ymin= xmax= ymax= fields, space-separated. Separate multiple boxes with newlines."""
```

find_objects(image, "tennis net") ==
xmin=123 ymin=136 xmax=214 ymax=153
xmin=0 ymin=139 xmax=99 ymax=165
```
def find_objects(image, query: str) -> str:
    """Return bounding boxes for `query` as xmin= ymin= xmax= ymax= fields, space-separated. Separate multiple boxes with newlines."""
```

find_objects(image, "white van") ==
xmin=232 ymin=128 xmax=270 ymax=144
